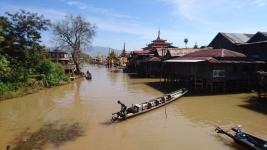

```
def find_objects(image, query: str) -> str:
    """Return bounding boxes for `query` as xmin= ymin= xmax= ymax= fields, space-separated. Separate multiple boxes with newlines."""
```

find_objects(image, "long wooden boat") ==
xmin=215 ymin=126 xmax=267 ymax=150
xmin=111 ymin=88 xmax=188 ymax=122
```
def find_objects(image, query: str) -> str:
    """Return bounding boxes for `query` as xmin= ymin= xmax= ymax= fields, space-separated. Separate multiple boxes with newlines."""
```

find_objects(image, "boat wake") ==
xmin=99 ymin=120 xmax=113 ymax=126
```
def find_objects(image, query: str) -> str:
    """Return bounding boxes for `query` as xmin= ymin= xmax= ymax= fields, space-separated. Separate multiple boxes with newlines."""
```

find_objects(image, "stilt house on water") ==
xmin=163 ymin=49 xmax=265 ymax=92
xmin=49 ymin=49 xmax=76 ymax=75
xmin=208 ymin=32 xmax=267 ymax=62
xmin=257 ymin=71 xmax=267 ymax=99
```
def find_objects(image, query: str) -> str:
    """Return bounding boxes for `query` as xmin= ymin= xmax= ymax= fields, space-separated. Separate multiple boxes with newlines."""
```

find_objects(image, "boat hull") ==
xmin=112 ymin=88 xmax=188 ymax=122
xmin=215 ymin=127 xmax=267 ymax=150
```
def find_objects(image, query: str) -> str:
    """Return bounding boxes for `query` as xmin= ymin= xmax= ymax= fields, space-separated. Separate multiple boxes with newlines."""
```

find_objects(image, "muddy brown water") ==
xmin=1 ymin=65 xmax=267 ymax=150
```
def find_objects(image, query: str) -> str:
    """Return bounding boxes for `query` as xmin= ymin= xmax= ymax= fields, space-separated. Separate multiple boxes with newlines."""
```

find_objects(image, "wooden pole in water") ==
xmin=165 ymin=107 xmax=168 ymax=119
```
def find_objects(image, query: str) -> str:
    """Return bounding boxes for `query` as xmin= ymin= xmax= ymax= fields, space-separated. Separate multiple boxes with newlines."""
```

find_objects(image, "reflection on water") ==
xmin=0 ymin=65 xmax=267 ymax=150
xmin=11 ymin=122 xmax=84 ymax=150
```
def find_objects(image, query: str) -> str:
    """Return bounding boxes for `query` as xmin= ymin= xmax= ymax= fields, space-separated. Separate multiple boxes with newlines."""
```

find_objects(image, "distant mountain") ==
xmin=84 ymin=46 xmax=121 ymax=56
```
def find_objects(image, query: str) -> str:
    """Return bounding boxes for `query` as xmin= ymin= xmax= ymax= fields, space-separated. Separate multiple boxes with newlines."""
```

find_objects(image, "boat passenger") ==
xmin=117 ymin=101 xmax=127 ymax=118
xmin=160 ymin=97 xmax=165 ymax=103
xmin=147 ymin=102 xmax=152 ymax=109
xmin=155 ymin=100 xmax=159 ymax=106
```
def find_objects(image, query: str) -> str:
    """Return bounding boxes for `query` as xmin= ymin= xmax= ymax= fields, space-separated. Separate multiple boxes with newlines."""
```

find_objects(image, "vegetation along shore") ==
xmin=0 ymin=10 xmax=95 ymax=100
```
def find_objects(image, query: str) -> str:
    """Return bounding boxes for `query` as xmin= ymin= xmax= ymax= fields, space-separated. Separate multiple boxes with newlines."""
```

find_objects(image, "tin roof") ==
xmin=165 ymin=49 xmax=265 ymax=64
xmin=156 ymin=48 xmax=203 ymax=57
xmin=164 ymin=59 xmax=205 ymax=63
xmin=141 ymin=57 xmax=161 ymax=62
xmin=183 ymin=49 xmax=246 ymax=58
xmin=220 ymin=32 xmax=253 ymax=43
xmin=247 ymin=32 xmax=267 ymax=43
xmin=131 ymin=50 xmax=152 ymax=55
xmin=168 ymin=48 xmax=203 ymax=57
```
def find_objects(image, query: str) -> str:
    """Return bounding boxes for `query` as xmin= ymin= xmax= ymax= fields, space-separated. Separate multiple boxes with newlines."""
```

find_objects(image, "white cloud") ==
xmin=66 ymin=1 xmax=88 ymax=10
xmin=64 ymin=0 xmax=132 ymax=19
xmin=254 ymin=0 xmax=266 ymax=7
xmin=160 ymin=0 xmax=266 ymax=22
xmin=86 ymin=16 xmax=155 ymax=37
xmin=0 ymin=4 xmax=66 ymax=20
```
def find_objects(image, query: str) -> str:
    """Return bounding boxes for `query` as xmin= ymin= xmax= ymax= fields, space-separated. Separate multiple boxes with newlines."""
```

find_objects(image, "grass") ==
xmin=0 ymin=79 xmax=70 ymax=101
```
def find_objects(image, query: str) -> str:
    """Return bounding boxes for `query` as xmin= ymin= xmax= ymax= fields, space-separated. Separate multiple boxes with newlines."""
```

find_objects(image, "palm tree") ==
xmin=193 ymin=42 xmax=198 ymax=49
xmin=184 ymin=38 xmax=188 ymax=48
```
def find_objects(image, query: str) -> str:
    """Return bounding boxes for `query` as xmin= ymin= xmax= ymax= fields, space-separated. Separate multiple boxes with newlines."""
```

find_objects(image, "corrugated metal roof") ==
xmin=164 ymin=59 xmax=205 ymax=63
xmin=260 ymin=32 xmax=267 ymax=37
xmin=247 ymin=32 xmax=267 ymax=43
xmin=244 ymin=33 xmax=255 ymax=38
xmin=156 ymin=48 xmax=203 ymax=57
xmin=221 ymin=32 xmax=252 ymax=43
xmin=183 ymin=49 xmax=246 ymax=58
xmin=208 ymin=59 xmax=265 ymax=64
xmin=164 ymin=49 xmax=265 ymax=64
xmin=168 ymin=48 xmax=202 ymax=57
xmin=141 ymin=57 xmax=161 ymax=62
xmin=131 ymin=50 xmax=152 ymax=55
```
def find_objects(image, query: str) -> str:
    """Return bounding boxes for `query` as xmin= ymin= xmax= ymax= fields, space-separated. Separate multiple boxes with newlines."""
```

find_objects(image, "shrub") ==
xmin=36 ymin=59 xmax=69 ymax=87
xmin=0 ymin=82 xmax=25 ymax=94
xmin=0 ymin=55 xmax=11 ymax=80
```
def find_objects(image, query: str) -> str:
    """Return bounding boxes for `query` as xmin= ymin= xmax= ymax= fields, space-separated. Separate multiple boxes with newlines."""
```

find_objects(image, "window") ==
xmin=213 ymin=69 xmax=225 ymax=78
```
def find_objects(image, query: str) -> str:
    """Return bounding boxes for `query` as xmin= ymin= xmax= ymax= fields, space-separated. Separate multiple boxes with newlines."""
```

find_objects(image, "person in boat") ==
xmin=117 ymin=101 xmax=127 ymax=118
xmin=160 ymin=97 xmax=165 ymax=103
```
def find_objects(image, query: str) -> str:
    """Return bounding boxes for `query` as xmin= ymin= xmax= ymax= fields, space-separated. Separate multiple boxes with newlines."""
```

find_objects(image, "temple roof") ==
xmin=143 ymin=30 xmax=177 ymax=50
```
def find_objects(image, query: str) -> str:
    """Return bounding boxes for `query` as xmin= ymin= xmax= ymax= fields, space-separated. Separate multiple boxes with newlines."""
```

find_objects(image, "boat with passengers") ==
xmin=111 ymin=88 xmax=188 ymax=122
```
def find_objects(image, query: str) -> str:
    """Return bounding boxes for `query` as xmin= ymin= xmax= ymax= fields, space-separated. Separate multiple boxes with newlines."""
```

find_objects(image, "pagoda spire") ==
xmin=157 ymin=29 xmax=161 ymax=40
xmin=121 ymin=42 xmax=126 ymax=56
xmin=123 ymin=42 xmax=126 ymax=51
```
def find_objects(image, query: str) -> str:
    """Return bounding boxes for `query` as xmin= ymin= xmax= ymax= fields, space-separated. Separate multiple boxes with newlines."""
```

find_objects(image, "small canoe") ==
xmin=85 ymin=73 xmax=92 ymax=80
xmin=215 ymin=126 xmax=267 ymax=150
xmin=111 ymin=88 xmax=188 ymax=122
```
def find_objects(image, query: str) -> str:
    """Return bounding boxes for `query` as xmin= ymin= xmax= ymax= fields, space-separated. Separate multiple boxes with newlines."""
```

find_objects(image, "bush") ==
xmin=0 ymin=55 xmax=11 ymax=80
xmin=36 ymin=59 xmax=69 ymax=87
xmin=0 ymin=82 xmax=25 ymax=94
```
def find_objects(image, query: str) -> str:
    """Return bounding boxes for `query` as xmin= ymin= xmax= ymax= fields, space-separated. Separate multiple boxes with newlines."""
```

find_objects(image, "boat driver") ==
xmin=117 ymin=101 xmax=127 ymax=117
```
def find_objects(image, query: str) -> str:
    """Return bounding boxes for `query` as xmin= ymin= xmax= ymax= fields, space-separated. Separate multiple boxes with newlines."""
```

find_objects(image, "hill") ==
xmin=85 ymin=46 xmax=121 ymax=56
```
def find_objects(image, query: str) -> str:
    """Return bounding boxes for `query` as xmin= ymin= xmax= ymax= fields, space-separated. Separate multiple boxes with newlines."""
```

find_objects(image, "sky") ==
xmin=1 ymin=0 xmax=267 ymax=50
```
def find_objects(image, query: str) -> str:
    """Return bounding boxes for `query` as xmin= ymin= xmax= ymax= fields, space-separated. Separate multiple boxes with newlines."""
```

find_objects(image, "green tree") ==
xmin=0 ymin=55 xmax=11 ymax=80
xmin=184 ymin=38 xmax=188 ymax=48
xmin=1 ymin=10 xmax=50 ymax=80
xmin=0 ymin=25 xmax=4 ymax=43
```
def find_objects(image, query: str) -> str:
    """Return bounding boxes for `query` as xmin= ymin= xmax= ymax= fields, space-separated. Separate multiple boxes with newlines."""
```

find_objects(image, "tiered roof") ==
xmin=143 ymin=30 xmax=176 ymax=51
